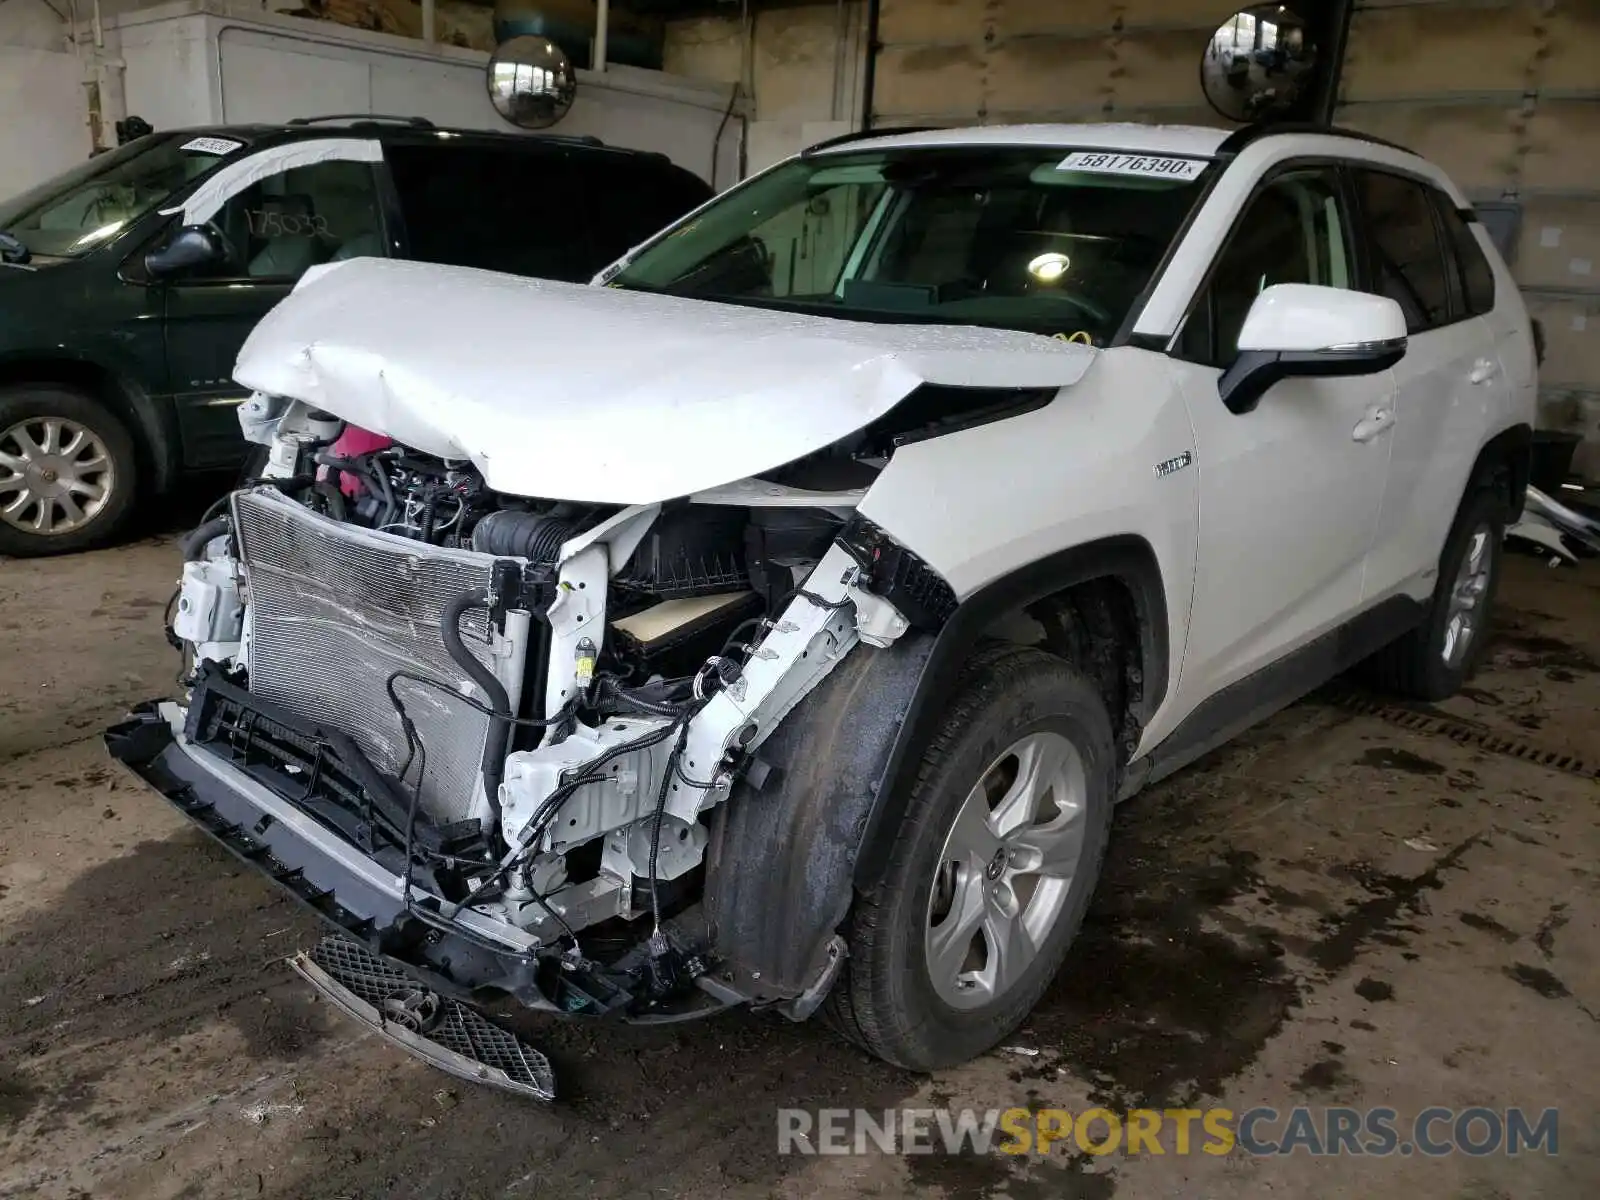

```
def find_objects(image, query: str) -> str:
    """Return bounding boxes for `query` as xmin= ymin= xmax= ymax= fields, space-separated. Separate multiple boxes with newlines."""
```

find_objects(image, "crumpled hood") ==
xmin=233 ymin=258 xmax=1096 ymax=503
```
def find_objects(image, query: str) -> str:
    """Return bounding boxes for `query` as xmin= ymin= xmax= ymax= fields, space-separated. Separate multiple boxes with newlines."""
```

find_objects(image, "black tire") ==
xmin=0 ymin=385 xmax=139 ymax=557
xmin=1362 ymin=487 xmax=1505 ymax=701
xmin=824 ymin=645 xmax=1115 ymax=1070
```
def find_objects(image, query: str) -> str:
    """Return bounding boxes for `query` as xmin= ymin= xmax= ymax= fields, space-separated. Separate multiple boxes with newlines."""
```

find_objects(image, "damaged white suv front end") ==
xmin=110 ymin=203 xmax=1104 ymax=1042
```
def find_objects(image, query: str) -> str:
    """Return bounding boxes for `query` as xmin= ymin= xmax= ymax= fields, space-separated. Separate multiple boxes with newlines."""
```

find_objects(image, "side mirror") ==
xmin=1219 ymin=284 xmax=1407 ymax=415
xmin=144 ymin=224 xmax=224 ymax=277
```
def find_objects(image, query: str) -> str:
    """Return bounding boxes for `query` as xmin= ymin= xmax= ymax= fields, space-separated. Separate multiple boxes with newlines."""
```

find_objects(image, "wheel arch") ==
xmin=853 ymin=534 xmax=1169 ymax=889
xmin=1469 ymin=421 xmax=1532 ymax=524
xmin=0 ymin=353 xmax=176 ymax=494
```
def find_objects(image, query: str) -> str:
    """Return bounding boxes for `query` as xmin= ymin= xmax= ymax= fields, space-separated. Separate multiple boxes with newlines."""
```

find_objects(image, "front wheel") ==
xmin=825 ymin=646 xmax=1114 ymax=1070
xmin=0 ymin=385 xmax=139 ymax=557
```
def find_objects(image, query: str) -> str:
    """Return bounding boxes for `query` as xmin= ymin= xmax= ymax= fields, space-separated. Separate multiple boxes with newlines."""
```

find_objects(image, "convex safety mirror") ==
xmin=1202 ymin=4 xmax=1319 ymax=123
xmin=488 ymin=36 xmax=578 ymax=129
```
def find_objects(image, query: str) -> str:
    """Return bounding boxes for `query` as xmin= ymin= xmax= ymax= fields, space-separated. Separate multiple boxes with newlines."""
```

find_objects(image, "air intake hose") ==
xmin=441 ymin=586 xmax=511 ymax=831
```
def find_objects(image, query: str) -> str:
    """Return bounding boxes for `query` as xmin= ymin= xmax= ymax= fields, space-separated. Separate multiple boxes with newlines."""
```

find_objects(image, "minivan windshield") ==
xmin=0 ymin=133 xmax=240 ymax=260
xmin=609 ymin=146 xmax=1214 ymax=344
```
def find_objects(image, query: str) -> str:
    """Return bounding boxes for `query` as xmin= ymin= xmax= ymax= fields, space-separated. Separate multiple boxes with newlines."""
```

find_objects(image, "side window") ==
xmin=1180 ymin=168 xmax=1353 ymax=366
xmin=1434 ymin=193 xmax=1496 ymax=317
xmin=1355 ymin=170 xmax=1452 ymax=333
xmin=386 ymin=143 xmax=593 ymax=281
xmin=210 ymin=159 xmax=384 ymax=281
xmin=583 ymin=159 xmax=712 ymax=268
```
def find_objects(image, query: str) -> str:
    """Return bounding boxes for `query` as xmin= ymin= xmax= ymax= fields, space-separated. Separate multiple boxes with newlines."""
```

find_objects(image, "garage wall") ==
xmin=104 ymin=4 xmax=745 ymax=187
xmin=1334 ymin=0 xmax=1600 ymax=477
xmin=665 ymin=4 xmax=867 ymax=172
xmin=872 ymin=0 xmax=1225 ymax=128
xmin=0 ymin=0 xmax=91 ymax=201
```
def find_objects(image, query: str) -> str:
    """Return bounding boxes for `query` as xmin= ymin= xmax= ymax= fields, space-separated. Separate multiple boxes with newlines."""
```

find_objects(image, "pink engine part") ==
xmin=325 ymin=426 xmax=393 ymax=498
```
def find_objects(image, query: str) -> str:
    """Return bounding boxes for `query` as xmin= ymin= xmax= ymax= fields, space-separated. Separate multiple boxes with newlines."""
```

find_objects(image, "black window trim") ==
xmin=1429 ymin=186 xmax=1498 ymax=320
xmin=1164 ymin=155 xmax=1364 ymax=369
xmin=1347 ymin=164 xmax=1473 ymax=336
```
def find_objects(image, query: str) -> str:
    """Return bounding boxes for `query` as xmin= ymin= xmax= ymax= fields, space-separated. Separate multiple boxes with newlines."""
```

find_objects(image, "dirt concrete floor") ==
xmin=1 ymin=510 xmax=1596 ymax=1200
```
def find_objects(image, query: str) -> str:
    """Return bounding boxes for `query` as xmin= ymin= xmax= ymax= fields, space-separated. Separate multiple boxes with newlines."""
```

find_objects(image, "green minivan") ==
xmin=0 ymin=117 xmax=711 ymax=556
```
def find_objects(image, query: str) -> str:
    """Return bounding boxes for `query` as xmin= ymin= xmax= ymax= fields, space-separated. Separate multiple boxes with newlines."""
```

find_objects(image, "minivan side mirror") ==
xmin=1219 ymin=284 xmax=1407 ymax=415
xmin=144 ymin=224 xmax=224 ymax=277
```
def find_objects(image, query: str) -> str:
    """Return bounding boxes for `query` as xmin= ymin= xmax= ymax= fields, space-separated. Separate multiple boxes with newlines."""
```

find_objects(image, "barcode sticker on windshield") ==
xmin=1057 ymin=152 xmax=1205 ymax=180
xmin=181 ymin=136 xmax=243 ymax=156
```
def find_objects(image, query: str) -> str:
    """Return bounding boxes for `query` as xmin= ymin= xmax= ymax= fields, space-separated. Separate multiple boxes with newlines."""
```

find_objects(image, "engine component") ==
xmin=473 ymin=509 xmax=584 ymax=562
xmin=618 ymin=814 xmax=706 ymax=882
xmin=173 ymin=556 xmax=243 ymax=665
xmin=504 ymin=851 xmax=570 ymax=921
xmin=616 ymin=505 xmax=747 ymax=598
xmin=233 ymin=487 xmax=531 ymax=826
xmin=610 ymin=590 xmax=761 ymax=680
xmin=744 ymin=507 xmax=843 ymax=611
xmin=499 ymin=715 xmax=676 ymax=851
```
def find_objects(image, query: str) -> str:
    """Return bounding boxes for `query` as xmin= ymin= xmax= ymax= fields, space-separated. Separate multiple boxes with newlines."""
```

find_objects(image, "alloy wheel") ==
xmin=924 ymin=730 xmax=1088 ymax=1010
xmin=0 ymin=416 xmax=117 ymax=536
xmin=1441 ymin=523 xmax=1494 ymax=668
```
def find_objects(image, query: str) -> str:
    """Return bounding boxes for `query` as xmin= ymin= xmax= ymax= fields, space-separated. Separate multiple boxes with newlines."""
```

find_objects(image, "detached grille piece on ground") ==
xmin=291 ymin=935 xmax=556 ymax=1100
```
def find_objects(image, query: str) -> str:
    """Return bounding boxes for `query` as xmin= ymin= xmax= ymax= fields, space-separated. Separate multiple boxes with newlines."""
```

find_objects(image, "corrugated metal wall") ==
xmin=871 ymin=0 xmax=1225 ymax=127
xmin=1336 ymin=0 xmax=1600 ymax=475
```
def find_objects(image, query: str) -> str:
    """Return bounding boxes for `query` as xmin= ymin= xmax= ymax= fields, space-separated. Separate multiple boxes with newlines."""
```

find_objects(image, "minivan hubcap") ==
xmin=1441 ymin=524 xmax=1493 ymax=668
xmin=925 ymin=731 xmax=1087 ymax=1011
xmin=0 ymin=417 xmax=115 ymax=536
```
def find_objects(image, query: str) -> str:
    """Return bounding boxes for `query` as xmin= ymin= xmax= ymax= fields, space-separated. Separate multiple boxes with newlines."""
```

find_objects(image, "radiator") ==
xmin=232 ymin=489 xmax=526 ymax=826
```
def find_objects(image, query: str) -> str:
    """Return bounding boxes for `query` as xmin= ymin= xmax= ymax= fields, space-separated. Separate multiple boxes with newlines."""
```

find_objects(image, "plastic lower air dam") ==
xmin=441 ymin=587 xmax=511 ymax=829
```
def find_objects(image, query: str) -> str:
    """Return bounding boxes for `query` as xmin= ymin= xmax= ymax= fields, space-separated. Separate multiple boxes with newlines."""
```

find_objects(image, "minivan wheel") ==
xmin=1361 ymin=487 xmax=1505 ymax=701
xmin=0 ymin=385 xmax=139 ymax=557
xmin=824 ymin=646 xmax=1114 ymax=1071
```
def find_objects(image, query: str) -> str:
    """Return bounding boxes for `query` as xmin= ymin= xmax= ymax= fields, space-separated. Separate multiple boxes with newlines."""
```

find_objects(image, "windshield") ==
xmin=0 ymin=134 xmax=241 ymax=259
xmin=609 ymin=146 xmax=1214 ymax=344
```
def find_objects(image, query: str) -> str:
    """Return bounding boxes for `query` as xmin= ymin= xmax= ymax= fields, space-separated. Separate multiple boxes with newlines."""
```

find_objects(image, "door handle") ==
xmin=1469 ymin=357 xmax=1498 ymax=385
xmin=1352 ymin=405 xmax=1394 ymax=443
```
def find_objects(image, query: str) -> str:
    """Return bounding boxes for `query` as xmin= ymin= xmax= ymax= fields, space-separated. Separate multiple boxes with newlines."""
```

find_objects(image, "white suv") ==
xmin=111 ymin=122 xmax=1535 ymax=1079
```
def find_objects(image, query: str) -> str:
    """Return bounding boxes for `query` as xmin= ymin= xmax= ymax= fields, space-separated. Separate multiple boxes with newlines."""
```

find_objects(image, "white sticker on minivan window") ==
xmin=181 ymin=136 xmax=243 ymax=156
xmin=1057 ymin=151 xmax=1205 ymax=180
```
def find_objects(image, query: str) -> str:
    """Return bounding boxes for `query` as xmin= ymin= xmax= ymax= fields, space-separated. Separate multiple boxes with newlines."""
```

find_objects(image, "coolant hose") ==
xmin=441 ymin=587 xmax=511 ymax=831
xmin=181 ymin=516 xmax=231 ymax=562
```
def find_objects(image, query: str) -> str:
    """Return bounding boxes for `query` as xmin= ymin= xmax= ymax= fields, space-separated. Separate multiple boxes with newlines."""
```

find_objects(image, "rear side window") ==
xmin=1435 ymin=195 xmax=1497 ymax=317
xmin=385 ymin=142 xmax=595 ymax=281
xmin=1354 ymin=170 xmax=1453 ymax=333
xmin=583 ymin=158 xmax=711 ymax=265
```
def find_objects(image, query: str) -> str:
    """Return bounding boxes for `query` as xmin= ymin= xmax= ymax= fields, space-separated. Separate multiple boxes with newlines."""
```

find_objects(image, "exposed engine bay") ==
xmin=156 ymin=393 xmax=978 ymax=1019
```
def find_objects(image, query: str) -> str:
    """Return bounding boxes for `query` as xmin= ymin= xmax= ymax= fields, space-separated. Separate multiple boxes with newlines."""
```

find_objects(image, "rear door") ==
xmin=161 ymin=139 xmax=387 ymax=468
xmin=1353 ymin=169 xmax=1507 ymax=604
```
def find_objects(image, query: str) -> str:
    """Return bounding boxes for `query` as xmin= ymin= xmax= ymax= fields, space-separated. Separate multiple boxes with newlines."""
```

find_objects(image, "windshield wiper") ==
xmin=0 ymin=231 xmax=30 ymax=266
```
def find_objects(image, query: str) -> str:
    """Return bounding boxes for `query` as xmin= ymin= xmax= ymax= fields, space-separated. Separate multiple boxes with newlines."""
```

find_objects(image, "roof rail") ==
xmin=530 ymin=133 xmax=607 ymax=147
xmin=801 ymin=125 xmax=939 ymax=156
xmin=286 ymin=114 xmax=435 ymax=128
xmin=1216 ymin=121 xmax=1416 ymax=158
